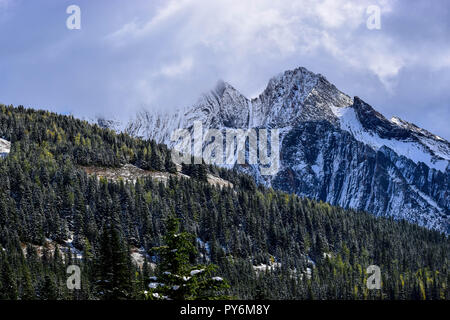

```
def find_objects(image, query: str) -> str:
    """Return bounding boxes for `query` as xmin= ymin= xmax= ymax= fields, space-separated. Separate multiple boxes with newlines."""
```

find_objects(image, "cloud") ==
xmin=106 ymin=0 xmax=192 ymax=47
xmin=98 ymin=1 xmax=450 ymax=140
xmin=159 ymin=56 xmax=194 ymax=78
xmin=1 ymin=0 xmax=449 ymax=139
xmin=105 ymin=0 xmax=412 ymax=94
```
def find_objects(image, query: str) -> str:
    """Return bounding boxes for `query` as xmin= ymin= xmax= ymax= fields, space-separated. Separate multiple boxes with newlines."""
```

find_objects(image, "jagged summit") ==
xmin=121 ymin=65 xmax=448 ymax=168
xmin=177 ymin=66 xmax=352 ymax=130
xmin=251 ymin=66 xmax=350 ymax=127
xmin=263 ymin=66 xmax=321 ymax=97
xmin=212 ymin=80 xmax=236 ymax=97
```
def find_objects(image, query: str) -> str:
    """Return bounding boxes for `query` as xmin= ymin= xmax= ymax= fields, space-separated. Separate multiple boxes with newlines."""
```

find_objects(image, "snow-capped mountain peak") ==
xmin=98 ymin=65 xmax=449 ymax=233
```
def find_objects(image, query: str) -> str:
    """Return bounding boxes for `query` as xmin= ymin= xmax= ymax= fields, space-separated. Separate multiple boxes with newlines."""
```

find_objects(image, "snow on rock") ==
xmin=212 ymin=277 xmax=223 ymax=281
xmin=64 ymin=235 xmax=83 ymax=259
xmin=131 ymin=247 xmax=155 ymax=269
xmin=81 ymin=163 xmax=175 ymax=184
xmin=21 ymin=236 xmax=83 ymax=261
xmin=196 ymin=238 xmax=211 ymax=261
xmin=190 ymin=269 xmax=205 ymax=276
xmin=149 ymin=282 xmax=163 ymax=289
xmin=330 ymin=105 xmax=448 ymax=171
xmin=253 ymin=262 xmax=281 ymax=273
xmin=391 ymin=116 xmax=450 ymax=161
xmin=206 ymin=174 xmax=234 ymax=189
xmin=323 ymin=252 xmax=332 ymax=259
xmin=81 ymin=164 xmax=233 ymax=189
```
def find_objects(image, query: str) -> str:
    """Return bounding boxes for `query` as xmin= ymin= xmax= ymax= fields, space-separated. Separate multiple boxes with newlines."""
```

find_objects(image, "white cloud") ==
xmin=368 ymin=53 xmax=404 ymax=91
xmin=159 ymin=56 xmax=194 ymax=78
xmin=106 ymin=0 xmax=193 ymax=46
xmin=314 ymin=0 xmax=366 ymax=29
xmin=105 ymin=0 xmax=409 ymax=92
xmin=100 ymin=0 xmax=450 ymax=122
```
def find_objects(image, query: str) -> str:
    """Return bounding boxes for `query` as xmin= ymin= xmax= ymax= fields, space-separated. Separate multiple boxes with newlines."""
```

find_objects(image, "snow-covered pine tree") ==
xmin=145 ymin=216 xmax=230 ymax=300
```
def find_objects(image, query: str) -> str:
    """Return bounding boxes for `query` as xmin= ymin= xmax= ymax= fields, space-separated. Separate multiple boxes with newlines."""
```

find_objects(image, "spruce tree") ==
xmin=145 ymin=216 xmax=230 ymax=300
xmin=0 ymin=252 xmax=18 ymax=300
xmin=95 ymin=222 xmax=132 ymax=300
xmin=150 ymin=147 xmax=163 ymax=171
xmin=165 ymin=154 xmax=177 ymax=174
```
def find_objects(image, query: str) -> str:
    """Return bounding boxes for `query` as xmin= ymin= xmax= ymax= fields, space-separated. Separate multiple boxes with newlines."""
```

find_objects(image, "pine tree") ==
xmin=41 ymin=274 xmax=58 ymax=300
xmin=145 ymin=216 xmax=230 ymax=300
xmin=20 ymin=264 xmax=35 ymax=300
xmin=95 ymin=222 xmax=132 ymax=300
xmin=95 ymin=225 xmax=114 ymax=299
xmin=110 ymin=225 xmax=133 ymax=299
xmin=0 ymin=252 xmax=18 ymax=300
xmin=165 ymin=154 xmax=177 ymax=174
xmin=150 ymin=147 xmax=163 ymax=171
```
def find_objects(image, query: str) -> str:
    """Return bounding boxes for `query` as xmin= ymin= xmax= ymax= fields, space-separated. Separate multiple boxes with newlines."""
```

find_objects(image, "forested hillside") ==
xmin=0 ymin=104 xmax=448 ymax=300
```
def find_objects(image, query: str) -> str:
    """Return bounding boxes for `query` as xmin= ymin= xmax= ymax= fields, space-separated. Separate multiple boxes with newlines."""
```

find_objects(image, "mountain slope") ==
xmin=113 ymin=67 xmax=449 ymax=233
xmin=272 ymin=121 xmax=448 ymax=231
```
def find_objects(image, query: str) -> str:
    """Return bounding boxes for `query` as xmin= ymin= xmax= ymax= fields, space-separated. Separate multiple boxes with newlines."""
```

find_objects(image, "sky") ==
xmin=0 ymin=0 xmax=449 ymax=139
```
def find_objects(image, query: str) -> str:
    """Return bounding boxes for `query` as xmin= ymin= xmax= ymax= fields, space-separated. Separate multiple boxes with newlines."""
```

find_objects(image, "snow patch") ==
xmin=190 ymin=269 xmax=205 ymax=276
xmin=331 ymin=106 xmax=447 ymax=171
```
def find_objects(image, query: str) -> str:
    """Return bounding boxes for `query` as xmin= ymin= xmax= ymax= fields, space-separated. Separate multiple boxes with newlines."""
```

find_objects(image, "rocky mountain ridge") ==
xmin=98 ymin=66 xmax=449 ymax=233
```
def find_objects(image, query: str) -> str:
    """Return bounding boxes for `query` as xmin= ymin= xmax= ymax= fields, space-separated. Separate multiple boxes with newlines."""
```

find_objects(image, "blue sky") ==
xmin=0 ymin=0 xmax=449 ymax=139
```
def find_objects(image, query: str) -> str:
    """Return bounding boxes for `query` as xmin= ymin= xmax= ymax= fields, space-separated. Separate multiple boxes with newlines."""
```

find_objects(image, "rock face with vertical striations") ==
xmin=100 ymin=66 xmax=449 ymax=233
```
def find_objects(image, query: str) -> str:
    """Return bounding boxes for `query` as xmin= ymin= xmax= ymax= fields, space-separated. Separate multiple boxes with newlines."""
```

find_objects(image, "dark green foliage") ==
xmin=95 ymin=222 xmax=133 ymax=299
xmin=0 ymin=251 xmax=18 ymax=300
xmin=181 ymin=160 xmax=208 ymax=182
xmin=165 ymin=153 xmax=177 ymax=174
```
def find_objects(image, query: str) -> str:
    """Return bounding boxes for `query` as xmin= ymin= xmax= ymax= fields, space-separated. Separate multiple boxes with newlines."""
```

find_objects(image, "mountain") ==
xmin=115 ymin=67 xmax=449 ymax=234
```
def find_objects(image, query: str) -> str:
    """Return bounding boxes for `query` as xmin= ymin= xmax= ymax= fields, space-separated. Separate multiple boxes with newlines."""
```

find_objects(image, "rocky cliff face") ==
xmin=106 ymin=66 xmax=449 ymax=233
xmin=272 ymin=121 xmax=448 ymax=232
